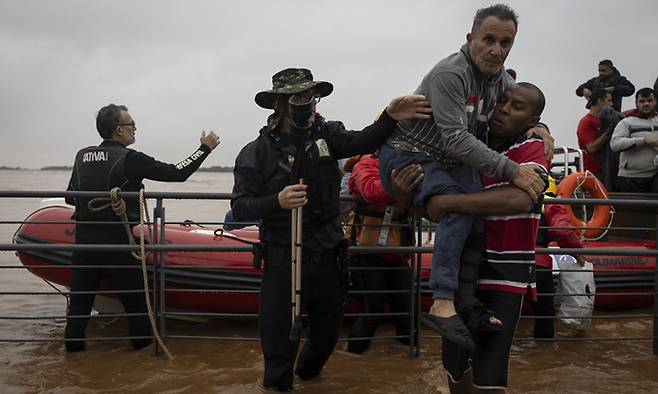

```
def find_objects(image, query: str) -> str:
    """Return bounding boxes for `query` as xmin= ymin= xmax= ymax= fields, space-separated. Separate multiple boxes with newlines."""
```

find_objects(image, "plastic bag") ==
xmin=553 ymin=255 xmax=596 ymax=331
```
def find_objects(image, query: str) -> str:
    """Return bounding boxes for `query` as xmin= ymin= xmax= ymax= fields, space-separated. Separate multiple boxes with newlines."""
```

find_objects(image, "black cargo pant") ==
xmin=65 ymin=226 xmax=151 ymax=352
xmin=532 ymin=267 xmax=555 ymax=338
xmin=260 ymin=245 xmax=344 ymax=391
xmin=442 ymin=290 xmax=522 ymax=389
xmin=347 ymin=254 xmax=412 ymax=353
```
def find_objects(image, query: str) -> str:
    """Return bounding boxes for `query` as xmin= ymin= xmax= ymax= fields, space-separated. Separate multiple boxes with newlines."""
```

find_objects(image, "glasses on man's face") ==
xmin=289 ymin=93 xmax=320 ymax=106
xmin=117 ymin=121 xmax=136 ymax=129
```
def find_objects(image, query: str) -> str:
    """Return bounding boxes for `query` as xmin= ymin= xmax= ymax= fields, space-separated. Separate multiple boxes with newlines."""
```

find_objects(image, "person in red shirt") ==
xmin=577 ymin=89 xmax=612 ymax=179
xmin=343 ymin=154 xmax=422 ymax=353
xmin=533 ymin=177 xmax=585 ymax=339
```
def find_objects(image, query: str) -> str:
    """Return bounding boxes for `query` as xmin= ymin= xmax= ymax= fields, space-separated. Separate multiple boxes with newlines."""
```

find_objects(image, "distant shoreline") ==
xmin=0 ymin=166 xmax=233 ymax=172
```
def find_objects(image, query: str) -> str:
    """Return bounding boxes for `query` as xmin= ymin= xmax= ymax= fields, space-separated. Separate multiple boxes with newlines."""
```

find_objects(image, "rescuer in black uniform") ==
xmin=64 ymin=104 xmax=220 ymax=352
xmin=231 ymin=68 xmax=431 ymax=391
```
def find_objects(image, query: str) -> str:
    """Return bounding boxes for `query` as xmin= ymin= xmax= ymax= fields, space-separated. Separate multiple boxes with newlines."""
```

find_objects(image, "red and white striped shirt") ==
xmin=477 ymin=135 xmax=549 ymax=299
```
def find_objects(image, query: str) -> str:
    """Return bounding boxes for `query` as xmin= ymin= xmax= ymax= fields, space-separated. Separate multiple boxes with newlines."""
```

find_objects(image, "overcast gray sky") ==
xmin=0 ymin=0 xmax=656 ymax=170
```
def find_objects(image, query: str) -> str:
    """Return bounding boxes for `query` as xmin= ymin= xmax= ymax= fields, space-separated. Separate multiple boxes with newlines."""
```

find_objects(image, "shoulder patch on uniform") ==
xmin=315 ymin=139 xmax=331 ymax=158
xmin=82 ymin=151 xmax=108 ymax=163
xmin=175 ymin=149 xmax=206 ymax=170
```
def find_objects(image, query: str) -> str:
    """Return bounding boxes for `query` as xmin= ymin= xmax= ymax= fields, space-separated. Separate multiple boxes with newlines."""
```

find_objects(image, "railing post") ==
xmin=151 ymin=199 xmax=161 ymax=356
xmin=406 ymin=220 xmax=414 ymax=357
xmin=155 ymin=199 xmax=167 ymax=353
xmin=410 ymin=213 xmax=422 ymax=358
xmin=653 ymin=214 xmax=658 ymax=356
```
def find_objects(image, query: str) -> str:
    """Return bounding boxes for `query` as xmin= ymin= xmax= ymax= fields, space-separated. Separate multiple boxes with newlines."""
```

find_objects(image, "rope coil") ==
xmin=88 ymin=187 xmax=173 ymax=359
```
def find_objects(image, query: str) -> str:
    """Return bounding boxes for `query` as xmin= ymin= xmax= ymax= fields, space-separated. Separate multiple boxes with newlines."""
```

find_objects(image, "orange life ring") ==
xmin=556 ymin=172 xmax=612 ymax=240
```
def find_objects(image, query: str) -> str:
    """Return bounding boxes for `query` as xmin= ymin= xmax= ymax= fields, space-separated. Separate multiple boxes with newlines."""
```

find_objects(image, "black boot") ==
xmin=395 ymin=324 xmax=416 ymax=346
xmin=295 ymin=364 xmax=322 ymax=381
xmin=473 ymin=386 xmax=506 ymax=393
xmin=64 ymin=309 xmax=87 ymax=353
xmin=447 ymin=368 xmax=475 ymax=394
xmin=132 ymin=338 xmax=153 ymax=351
xmin=64 ymin=324 xmax=86 ymax=353
xmin=533 ymin=268 xmax=555 ymax=339
xmin=128 ymin=316 xmax=153 ymax=350
xmin=347 ymin=317 xmax=377 ymax=354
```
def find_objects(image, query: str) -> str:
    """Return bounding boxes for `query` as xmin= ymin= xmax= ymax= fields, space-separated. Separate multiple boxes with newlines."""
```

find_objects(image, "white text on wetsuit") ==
xmin=82 ymin=151 xmax=108 ymax=163
xmin=175 ymin=149 xmax=205 ymax=170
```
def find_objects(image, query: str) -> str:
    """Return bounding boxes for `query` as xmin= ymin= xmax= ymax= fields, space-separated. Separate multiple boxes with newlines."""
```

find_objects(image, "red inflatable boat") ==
xmin=13 ymin=205 xmax=655 ymax=313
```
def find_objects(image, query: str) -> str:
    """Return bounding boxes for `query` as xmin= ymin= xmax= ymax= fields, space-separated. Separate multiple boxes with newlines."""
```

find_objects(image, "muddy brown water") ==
xmin=1 ymin=170 xmax=657 ymax=393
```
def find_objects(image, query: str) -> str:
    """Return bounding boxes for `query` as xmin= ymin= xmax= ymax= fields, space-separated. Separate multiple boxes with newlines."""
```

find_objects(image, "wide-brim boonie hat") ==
xmin=255 ymin=68 xmax=333 ymax=109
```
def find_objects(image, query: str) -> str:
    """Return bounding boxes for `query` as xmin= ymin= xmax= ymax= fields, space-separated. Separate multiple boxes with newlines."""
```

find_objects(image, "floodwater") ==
xmin=1 ymin=169 xmax=657 ymax=393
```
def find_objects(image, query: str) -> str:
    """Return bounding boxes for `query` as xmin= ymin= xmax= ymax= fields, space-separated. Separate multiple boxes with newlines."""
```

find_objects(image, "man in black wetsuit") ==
xmin=231 ymin=68 xmax=431 ymax=391
xmin=64 ymin=104 xmax=220 ymax=352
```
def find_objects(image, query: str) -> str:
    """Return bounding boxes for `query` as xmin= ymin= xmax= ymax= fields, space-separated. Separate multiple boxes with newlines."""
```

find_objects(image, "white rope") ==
xmin=89 ymin=188 xmax=173 ymax=359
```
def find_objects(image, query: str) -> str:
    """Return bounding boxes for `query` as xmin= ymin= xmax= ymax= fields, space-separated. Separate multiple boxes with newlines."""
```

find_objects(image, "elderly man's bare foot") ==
xmin=430 ymin=298 xmax=457 ymax=318
xmin=421 ymin=300 xmax=474 ymax=351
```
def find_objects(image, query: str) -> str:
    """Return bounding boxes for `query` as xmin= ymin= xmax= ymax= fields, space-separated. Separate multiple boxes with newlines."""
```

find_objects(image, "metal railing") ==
xmin=1 ymin=190 xmax=657 ymax=357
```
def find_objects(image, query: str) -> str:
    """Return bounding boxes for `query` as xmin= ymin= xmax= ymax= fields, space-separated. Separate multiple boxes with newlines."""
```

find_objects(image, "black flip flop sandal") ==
xmin=420 ymin=313 xmax=475 ymax=351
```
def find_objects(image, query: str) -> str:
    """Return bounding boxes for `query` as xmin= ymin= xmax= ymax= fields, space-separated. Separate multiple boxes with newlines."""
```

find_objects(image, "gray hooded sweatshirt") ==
xmin=610 ymin=114 xmax=658 ymax=178
xmin=387 ymin=44 xmax=517 ymax=180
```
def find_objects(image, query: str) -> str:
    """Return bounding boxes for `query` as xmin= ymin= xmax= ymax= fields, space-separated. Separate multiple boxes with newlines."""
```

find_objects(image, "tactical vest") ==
xmin=72 ymin=144 xmax=142 ymax=222
xmin=343 ymin=154 xmax=412 ymax=260
xmin=262 ymin=122 xmax=342 ymax=231
xmin=346 ymin=203 xmax=412 ymax=248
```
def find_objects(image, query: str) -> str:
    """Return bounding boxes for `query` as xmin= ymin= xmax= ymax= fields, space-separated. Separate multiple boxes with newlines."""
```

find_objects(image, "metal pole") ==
xmin=151 ymin=199 xmax=162 ymax=356
xmin=653 ymin=214 xmax=658 ymax=356
xmin=407 ymin=217 xmax=414 ymax=357
xmin=411 ymin=212 xmax=423 ymax=357
xmin=575 ymin=148 xmax=585 ymax=172
xmin=290 ymin=178 xmax=304 ymax=341
xmin=290 ymin=206 xmax=298 ymax=336
xmin=406 ymin=216 xmax=415 ymax=357
xmin=294 ymin=201 xmax=303 ymax=329
xmin=151 ymin=201 xmax=159 ymax=356
xmin=158 ymin=200 xmax=167 ymax=344
xmin=562 ymin=146 xmax=569 ymax=178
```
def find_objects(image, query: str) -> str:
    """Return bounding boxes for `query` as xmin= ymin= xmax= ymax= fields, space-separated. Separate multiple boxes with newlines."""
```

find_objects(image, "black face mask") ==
xmin=289 ymin=94 xmax=318 ymax=130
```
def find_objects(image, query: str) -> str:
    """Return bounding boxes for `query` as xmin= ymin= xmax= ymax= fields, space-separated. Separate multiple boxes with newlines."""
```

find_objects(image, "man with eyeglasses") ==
xmin=232 ymin=68 xmax=431 ymax=391
xmin=64 ymin=103 xmax=220 ymax=352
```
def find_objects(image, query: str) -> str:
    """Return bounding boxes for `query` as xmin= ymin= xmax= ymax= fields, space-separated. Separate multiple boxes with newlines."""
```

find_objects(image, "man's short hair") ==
xmin=96 ymin=104 xmax=128 ymax=139
xmin=599 ymin=59 xmax=613 ymax=68
xmin=472 ymin=4 xmax=519 ymax=34
xmin=636 ymin=87 xmax=655 ymax=100
xmin=506 ymin=68 xmax=517 ymax=80
xmin=587 ymin=89 xmax=609 ymax=109
xmin=517 ymin=82 xmax=545 ymax=116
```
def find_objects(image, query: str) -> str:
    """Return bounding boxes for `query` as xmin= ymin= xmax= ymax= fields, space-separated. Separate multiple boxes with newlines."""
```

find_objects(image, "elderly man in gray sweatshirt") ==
xmin=610 ymin=87 xmax=658 ymax=193
xmin=378 ymin=4 xmax=552 ymax=350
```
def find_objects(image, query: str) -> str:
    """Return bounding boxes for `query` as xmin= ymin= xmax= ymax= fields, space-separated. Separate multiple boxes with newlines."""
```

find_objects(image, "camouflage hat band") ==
xmin=255 ymin=68 xmax=333 ymax=109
